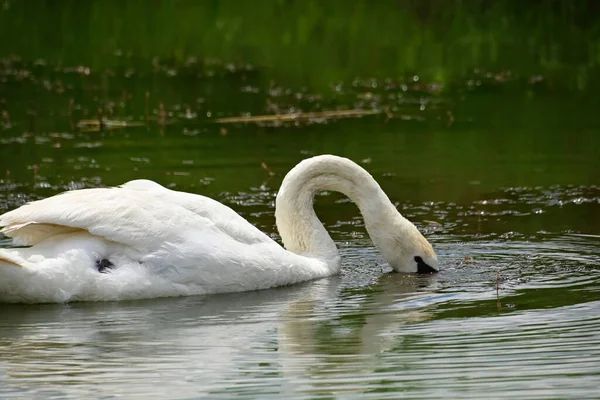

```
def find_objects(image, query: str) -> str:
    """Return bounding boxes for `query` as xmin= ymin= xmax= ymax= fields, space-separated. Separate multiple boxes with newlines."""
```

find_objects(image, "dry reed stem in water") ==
xmin=215 ymin=109 xmax=380 ymax=123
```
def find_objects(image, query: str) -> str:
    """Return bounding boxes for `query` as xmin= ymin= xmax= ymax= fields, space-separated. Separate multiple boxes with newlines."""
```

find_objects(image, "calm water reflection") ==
xmin=0 ymin=237 xmax=600 ymax=399
xmin=1 ymin=235 xmax=599 ymax=398
xmin=1 ymin=61 xmax=599 ymax=398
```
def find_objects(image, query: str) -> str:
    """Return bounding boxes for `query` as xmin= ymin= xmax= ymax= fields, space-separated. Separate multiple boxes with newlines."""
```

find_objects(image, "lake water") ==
xmin=1 ymin=55 xmax=600 ymax=398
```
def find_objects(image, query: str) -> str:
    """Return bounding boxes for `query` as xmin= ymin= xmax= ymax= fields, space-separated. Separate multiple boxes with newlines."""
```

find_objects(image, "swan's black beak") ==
xmin=414 ymin=256 xmax=438 ymax=274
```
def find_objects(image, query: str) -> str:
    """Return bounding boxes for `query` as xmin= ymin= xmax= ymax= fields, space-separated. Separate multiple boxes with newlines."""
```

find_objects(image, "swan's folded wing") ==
xmin=0 ymin=187 xmax=216 ymax=249
xmin=121 ymin=180 xmax=273 ymax=245
xmin=1 ymin=222 xmax=81 ymax=246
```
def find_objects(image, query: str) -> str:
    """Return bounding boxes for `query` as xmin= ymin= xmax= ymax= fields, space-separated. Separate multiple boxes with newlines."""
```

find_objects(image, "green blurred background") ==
xmin=1 ymin=0 xmax=599 ymax=90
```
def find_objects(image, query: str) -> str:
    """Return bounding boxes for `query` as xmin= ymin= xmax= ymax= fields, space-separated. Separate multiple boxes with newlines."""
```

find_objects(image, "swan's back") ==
xmin=121 ymin=180 xmax=272 ymax=245
xmin=0 ymin=180 xmax=272 ymax=247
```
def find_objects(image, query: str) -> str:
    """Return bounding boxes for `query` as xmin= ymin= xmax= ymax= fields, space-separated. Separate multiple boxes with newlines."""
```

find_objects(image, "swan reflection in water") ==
xmin=0 ymin=271 xmax=439 ymax=397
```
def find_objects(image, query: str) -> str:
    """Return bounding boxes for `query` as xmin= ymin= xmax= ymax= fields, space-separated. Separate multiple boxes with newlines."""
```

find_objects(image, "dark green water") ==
xmin=1 ymin=1 xmax=600 ymax=398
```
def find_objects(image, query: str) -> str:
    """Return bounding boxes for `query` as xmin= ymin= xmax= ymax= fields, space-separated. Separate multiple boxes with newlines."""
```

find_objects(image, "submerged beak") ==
xmin=416 ymin=258 xmax=438 ymax=274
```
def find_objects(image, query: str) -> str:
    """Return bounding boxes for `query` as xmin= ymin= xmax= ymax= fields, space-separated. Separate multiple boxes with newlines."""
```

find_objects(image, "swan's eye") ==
xmin=414 ymin=256 xmax=436 ymax=274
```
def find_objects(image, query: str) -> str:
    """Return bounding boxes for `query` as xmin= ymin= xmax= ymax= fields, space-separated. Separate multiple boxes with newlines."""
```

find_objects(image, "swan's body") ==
xmin=0 ymin=155 xmax=438 ymax=303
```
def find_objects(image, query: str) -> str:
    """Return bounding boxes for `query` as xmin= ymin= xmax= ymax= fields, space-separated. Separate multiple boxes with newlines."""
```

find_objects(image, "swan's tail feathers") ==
xmin=1 ymin=223 xmax=81 ymax=246
xmin=0 ymin=249 xmax=26 ymax=268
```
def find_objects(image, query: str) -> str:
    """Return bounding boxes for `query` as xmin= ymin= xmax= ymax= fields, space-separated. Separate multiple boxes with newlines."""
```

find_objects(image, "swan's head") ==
xmin=376 ymin=219 xmax=440 ymax=274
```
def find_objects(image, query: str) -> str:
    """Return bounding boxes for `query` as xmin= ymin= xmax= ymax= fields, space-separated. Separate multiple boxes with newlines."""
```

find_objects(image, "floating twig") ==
xmin=215 ymin=109 xmax=380 ymax=124
xmin=496 ymin=270 xmax=502 ymax=311
xmin=76 ymin=119 xmax=145 ymax=132
xmin=261 ymin=161 xmax=275 ymax=176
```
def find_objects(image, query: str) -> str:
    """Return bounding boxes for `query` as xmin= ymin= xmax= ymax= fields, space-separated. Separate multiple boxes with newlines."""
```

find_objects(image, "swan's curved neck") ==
xmin=275 ymin=156 xmax=400 ymax=272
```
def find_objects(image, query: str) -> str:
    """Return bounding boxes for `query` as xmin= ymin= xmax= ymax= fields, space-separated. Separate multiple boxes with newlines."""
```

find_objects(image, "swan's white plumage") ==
xmin=0 ymin=155 xmax=438 ymax=303
xmin=1 ymin=182 xmax=270 ymax=248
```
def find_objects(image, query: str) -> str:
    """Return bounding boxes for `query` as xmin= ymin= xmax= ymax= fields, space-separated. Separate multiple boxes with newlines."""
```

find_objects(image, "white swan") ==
xmin=0 ymin=155 xmax=438 ymax=303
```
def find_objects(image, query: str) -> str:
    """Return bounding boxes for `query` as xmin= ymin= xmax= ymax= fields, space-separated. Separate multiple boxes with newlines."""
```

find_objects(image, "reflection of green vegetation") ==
xmin=1 ymin=0 xmax=599 ymax=89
